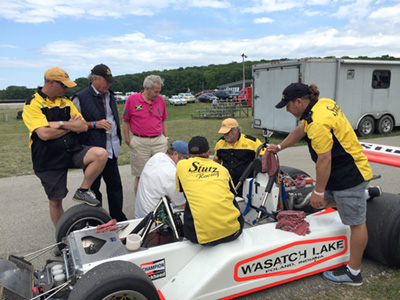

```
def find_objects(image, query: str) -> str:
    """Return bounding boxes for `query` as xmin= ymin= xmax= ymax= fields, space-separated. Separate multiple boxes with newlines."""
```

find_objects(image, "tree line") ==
xmin=1 ymin=55 xmax=398 ymax=100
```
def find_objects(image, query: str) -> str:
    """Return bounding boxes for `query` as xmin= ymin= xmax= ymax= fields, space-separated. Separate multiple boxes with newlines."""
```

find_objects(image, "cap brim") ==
xmin=105 ymin=76 xmax=116 ymax=83
xmin=218 ymin=127 xmax=230 ymax=134
xmin=275 ymin=100 xmax=288 ymax=109
xmin=63 ymin=79 xmax=77 ymax=88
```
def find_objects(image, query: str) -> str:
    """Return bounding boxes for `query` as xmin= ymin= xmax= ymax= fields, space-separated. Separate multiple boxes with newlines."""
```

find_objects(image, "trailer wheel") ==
xmin=55 ymin=204 xmax=111 ymax=246
xmin=365 ymin=193 xmax=400 ymax=268
xmin=357 ymin=116 xmax=375 ymax=136
xmin=68 ymin=261 xmax=160 ymax=300
xmin=375 ymin=115 xmax=394 ymax=134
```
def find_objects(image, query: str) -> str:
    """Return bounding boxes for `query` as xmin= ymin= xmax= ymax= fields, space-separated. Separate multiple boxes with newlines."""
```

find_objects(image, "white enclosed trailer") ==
xmin=252 ymin=58 xmax=400 ymax=136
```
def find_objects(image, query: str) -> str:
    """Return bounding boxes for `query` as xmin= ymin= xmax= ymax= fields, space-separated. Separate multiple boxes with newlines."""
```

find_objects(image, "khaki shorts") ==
xmin=129 ymin=134 xmax=168 ymax=177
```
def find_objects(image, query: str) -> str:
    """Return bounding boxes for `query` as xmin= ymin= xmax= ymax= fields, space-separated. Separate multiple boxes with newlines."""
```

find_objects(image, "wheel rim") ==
xmin=361 ymin=120 xmax=373 ymax=135
xmin=66 ymin=217 xmax=106 ymax=236
xmin=102 ymin=290 xmax=148 ymax=300
xmin=381 ymin=118 xmax=392 ymax=133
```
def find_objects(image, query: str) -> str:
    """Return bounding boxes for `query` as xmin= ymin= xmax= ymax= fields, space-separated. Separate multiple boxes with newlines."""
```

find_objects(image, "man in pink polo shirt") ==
xmin=122 ymin=75 xmax=169 ymax=194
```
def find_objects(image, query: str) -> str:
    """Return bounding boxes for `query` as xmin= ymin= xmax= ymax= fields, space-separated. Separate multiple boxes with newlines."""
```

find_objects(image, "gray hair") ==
xmin=88 ymin=74 xmax=101 ymax=83
xmin=143 ymin=75 xmax=164 ymax=89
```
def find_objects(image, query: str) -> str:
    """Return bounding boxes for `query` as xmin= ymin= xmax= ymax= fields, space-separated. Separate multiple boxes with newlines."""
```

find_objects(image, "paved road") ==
xmin=0 ymin=136 xmax=399 ymax=299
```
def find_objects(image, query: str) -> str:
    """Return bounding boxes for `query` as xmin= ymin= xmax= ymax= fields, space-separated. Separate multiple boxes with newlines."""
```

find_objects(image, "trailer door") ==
xmin=253 ymin=65 xmax=299 ymax=133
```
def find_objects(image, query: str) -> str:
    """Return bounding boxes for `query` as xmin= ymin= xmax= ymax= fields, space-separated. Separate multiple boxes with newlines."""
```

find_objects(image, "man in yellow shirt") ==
xmin=268 ymin=82 xmax=374 ymax=286
xmin=22 ymin=67 xmax=108 ymax=226
xmin=176 ymin=136 xmax=244 ymax=245
xmin=214 ymin=118 xmax=264 ymax=194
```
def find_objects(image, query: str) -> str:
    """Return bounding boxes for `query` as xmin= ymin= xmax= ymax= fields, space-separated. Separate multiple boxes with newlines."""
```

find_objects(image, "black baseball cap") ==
xmin=91 ymin=64 xmax=116 ymax=82
xmin=275 ymin=83 xmax=309 ymax=109
xmin=188 ymin=136 xmax=209 ymax=154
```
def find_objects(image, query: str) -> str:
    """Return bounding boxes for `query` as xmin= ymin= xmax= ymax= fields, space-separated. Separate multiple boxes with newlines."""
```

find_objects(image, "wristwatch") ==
xmin=59 ymin=121 xmax=64 ymax=128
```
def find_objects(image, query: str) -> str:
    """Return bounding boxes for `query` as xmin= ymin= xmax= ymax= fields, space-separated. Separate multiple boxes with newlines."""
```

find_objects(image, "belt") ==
xmin=133 ymin=133 xmax=161 ymax=138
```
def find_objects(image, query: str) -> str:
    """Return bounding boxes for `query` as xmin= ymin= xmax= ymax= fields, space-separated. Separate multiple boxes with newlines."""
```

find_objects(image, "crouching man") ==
xmin=176 ymin=136 xmax=244 ymax=245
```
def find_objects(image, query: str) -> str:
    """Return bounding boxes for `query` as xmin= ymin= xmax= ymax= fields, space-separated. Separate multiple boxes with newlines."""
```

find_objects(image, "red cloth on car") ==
xmin=95 ymin=219 xmax=118 ymax=233
xmin=262 ymin=151 xmax=279 ymax=176
xmin=276 ymin=210 xmax=310 ymax=236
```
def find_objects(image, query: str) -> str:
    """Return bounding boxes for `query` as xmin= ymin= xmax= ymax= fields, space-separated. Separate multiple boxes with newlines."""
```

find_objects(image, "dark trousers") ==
xmin=91 ymin=155 xmax=127 ymax=221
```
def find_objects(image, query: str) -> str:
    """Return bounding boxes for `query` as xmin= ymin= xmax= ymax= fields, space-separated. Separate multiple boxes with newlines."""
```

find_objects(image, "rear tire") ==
xmin=55 ymin=204 xmax=111 ymax=246
xmin=375 ymin=115 xmax=394 ymax=134
xmin=68 ymin=261 xmax=160 ymax=300
xmin=365 ymin=193 xmax=400 ymax=268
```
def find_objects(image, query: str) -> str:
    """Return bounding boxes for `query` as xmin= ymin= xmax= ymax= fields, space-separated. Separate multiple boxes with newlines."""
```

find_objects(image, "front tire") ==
xmin=357 ymin=116 xmax=375 ymax=136
xmin=68 ymin=261 xmax=160 ymax=300
xmin=55 ymin=204 xmax=111 ymax=245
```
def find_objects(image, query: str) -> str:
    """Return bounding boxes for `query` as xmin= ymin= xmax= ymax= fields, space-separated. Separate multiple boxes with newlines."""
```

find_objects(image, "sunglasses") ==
xmin=149 ymin=104 xmax=153 ymax=114
xmin=55 ymin=81 xmax=68 ymax=89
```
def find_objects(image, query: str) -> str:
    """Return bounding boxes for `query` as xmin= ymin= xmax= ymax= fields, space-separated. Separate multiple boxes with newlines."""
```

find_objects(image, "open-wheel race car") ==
xmin=2 ymin=130 xmax=400 ymax=300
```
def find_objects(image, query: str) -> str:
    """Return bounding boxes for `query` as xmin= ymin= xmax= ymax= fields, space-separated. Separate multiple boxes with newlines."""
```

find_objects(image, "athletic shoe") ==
xmin=367 ymin=186 xmax=382 ymax=201
xmin=73 ymin=189 xmax=100 ymax=206
xmin=322 ymin=265 xmax=362 ymax=286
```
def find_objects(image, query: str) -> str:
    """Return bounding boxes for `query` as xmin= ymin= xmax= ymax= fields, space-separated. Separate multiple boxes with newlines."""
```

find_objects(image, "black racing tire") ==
xmin=357 ymin=116 xmax=375 ymax=137
xmin=375 ymin=115 xmax=394 ymax=135
xmin=68 ymin=260 xmax=160 ymax=300
xmin=280 ymin=166 xmax=311 ymax=178
xmin=55 ymin=204 xmax=111 ymax=245
xmin=365 ymin=192 xmax=400 ymax=268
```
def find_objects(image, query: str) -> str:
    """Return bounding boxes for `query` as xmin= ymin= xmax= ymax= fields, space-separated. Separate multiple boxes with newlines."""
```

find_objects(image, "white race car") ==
xmin=1 ymin=133 xmax=400 ymax=300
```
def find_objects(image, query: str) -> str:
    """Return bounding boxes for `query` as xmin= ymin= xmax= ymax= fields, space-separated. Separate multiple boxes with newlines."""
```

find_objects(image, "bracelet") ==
xmin=93 ymin=121 xmax=96 ymax=129
xmin=314 ymin=190 xmax=325 ymax=196
xmin=277 ymin=144 xmax=282 ymax=151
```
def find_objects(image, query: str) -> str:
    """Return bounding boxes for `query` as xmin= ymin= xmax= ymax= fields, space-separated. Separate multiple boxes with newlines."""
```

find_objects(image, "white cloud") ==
xmin=254 ymin=17 xmax=275 ymax=24
xmin=0 ymin=0 xmax=231 ymax=23
xmin=333 ymin=0 xmax=374 ymax=19
xmin=369 ymin=3 xmax=400 ymax=24
xmin=242 ymin=0 xmax=300 ymax=13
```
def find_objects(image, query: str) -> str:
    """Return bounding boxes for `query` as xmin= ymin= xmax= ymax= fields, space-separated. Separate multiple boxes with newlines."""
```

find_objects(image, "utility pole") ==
xmin=242 ymin=53 xmax=247 ymax=90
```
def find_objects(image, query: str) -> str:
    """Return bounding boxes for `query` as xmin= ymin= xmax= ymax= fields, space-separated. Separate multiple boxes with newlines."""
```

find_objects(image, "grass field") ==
xmin=0 ymin=102 xmax=288 ymax=178
xmin=1 ymin=102 xmax=400 ymax=298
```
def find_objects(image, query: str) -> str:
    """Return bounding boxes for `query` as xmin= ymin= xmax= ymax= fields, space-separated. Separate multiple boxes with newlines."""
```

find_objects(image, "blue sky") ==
xmin=0 ymin=0 xmax=399 ymax=90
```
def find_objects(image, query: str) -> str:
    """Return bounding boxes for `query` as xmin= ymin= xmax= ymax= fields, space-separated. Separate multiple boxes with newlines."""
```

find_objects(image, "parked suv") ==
xmin=215 ymin=90 xmax=238 ymax=100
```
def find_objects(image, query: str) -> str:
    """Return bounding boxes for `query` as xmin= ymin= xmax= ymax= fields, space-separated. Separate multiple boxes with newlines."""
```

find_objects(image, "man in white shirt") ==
xmin=135 ymin=140 xmax=188 ymax=218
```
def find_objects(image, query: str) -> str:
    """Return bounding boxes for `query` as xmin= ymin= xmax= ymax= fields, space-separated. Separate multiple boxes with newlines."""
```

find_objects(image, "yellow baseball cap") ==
xmin=44 ymin=67 xmax=77 ymax=88
xmin=218 ymin=118 xmax=239 ymax=134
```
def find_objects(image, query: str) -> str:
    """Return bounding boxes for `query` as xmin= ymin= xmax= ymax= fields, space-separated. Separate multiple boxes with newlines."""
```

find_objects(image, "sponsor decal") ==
xmin=140 ymin=259 xmax=166 ymax=280
xmin=361 ymin=142 xmax=400 ymax=157
xmin=234 ymin=236 xmax=347 ymax=281
xmin=188 ymin=161 xmax=220 ymax=179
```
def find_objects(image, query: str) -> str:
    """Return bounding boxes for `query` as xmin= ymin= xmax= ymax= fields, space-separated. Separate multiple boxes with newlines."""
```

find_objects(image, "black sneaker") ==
xmin=73 ymin=189 xmax=100 ymax=206
xmin=367 ymin=186 xmax=382 ymax=201
xmin=322 ymin=265 xmax=362 ymax=286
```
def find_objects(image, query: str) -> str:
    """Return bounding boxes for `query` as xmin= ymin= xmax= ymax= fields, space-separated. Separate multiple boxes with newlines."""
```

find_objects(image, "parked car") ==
xmin=195 ymin=90 xmax=216 ymax=97
xmin=168 ymin=95 xmax=187 ymax=106
xmin=215 ymin=90 xmax=238 ymax=100
xmin=178 ymin=93 xmax=196 ymax=103
xmin=197 ymin=93 xmax=218 ymax=103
